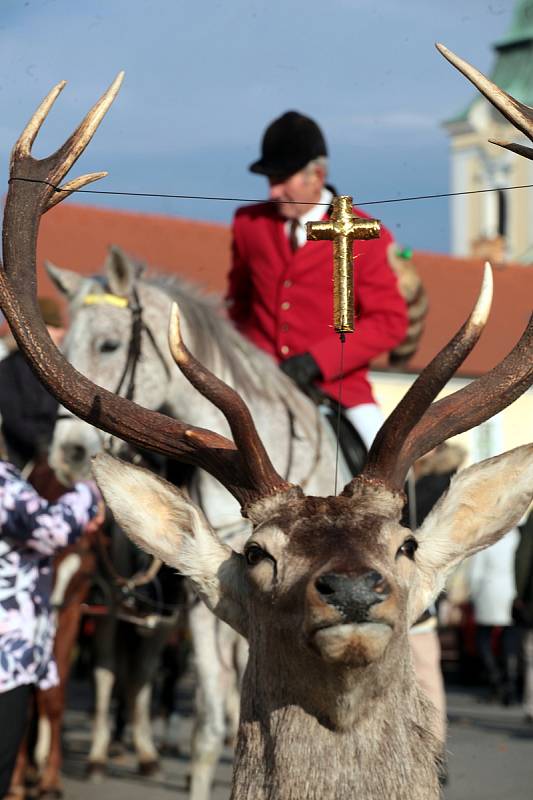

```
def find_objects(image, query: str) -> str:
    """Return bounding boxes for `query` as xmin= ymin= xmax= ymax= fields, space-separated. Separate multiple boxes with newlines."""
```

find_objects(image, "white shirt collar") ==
xmin=285 ymin=187 xmax=333 ymax=249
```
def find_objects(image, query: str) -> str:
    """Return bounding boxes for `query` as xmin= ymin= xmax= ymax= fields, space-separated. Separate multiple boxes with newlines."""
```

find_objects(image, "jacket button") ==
xmin=283 ymin=279 xmax=292 ymax=288
xmin=280 ymin=345 xmax=290 ymax=356
xmin=281 ymin=301 xmax=291 ymax=311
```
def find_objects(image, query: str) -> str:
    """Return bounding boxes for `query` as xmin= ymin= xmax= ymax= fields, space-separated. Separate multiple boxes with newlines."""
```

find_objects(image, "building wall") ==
xmin=370 ymin=370 xmax=533 ymax=466
xmin=508 ymin=155 xmax=533 ymax=260
xmin=450 ymin=140 xmax=474 ymax=256
xmin=447 ymin=111 xmax=533 ymax=261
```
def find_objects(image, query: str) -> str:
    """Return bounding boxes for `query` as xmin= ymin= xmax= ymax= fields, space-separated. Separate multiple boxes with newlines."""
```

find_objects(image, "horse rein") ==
xmin=56 ymin=281 xmax=176 ymax=597
xmin=82 ymin=283 xmax=171 ymax=401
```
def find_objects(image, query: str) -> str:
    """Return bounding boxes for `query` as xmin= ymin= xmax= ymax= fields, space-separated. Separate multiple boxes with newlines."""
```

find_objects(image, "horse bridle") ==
xmin=56 ymin=281 xmax=175 ymax=595
xmin=82 ymin=283 xmax=171 ymax=401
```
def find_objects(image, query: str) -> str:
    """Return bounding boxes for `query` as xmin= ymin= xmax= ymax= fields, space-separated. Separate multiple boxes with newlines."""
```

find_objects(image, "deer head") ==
xmin=0 ymin=50 xmax=532 ymax=797
xmin=89 ymin=284 xmax=532 ymax=715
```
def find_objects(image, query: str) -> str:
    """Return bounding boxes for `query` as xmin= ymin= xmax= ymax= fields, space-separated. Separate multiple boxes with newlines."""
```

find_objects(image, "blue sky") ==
xmin=0 ymin=0 xmax=518 ymax=254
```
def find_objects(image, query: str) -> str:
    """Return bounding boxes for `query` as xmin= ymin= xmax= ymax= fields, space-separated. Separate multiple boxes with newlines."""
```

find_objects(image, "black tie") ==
xmin=289 ymin=219 xmax=299 ymax=252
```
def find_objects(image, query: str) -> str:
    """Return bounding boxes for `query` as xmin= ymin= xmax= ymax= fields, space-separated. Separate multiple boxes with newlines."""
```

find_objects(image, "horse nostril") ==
xmin=62 ymin=443 xmax=87 ymax=464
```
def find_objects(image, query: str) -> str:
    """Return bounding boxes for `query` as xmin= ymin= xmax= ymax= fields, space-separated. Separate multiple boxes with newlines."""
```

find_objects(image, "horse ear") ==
xmin=104 ymin=245 xmax=137 ymax=297
xmin=91 ymin=453 xmax=248 ymax=635
xmin=408 ymin=444 xmax=533 ymax=623
xmin=45 ymin=261 xmax=85 ymax=300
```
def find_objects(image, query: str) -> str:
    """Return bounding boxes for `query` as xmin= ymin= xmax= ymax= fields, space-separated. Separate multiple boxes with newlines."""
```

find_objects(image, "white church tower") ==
xmin=444 ymin=0 xmax=533 ymax=264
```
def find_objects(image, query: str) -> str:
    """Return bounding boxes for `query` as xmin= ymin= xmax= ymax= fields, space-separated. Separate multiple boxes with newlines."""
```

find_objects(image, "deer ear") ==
xmin=409 ymin=444 xmax=533 ymax=623
xmin=91 ymin=453 xmax=248 ymax=635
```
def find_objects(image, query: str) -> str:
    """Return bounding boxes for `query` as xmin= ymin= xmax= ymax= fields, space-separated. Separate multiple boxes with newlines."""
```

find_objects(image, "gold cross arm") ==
xmin=306 ymin=195 xmax=381 ymax=333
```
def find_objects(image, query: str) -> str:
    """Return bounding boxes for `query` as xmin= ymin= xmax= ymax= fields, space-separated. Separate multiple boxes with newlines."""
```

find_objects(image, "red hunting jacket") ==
xmin=227 ymin=201 xmax=408 ymax=408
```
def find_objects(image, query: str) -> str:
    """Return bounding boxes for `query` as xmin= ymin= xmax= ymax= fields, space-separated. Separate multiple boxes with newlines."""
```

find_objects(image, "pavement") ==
xmin=56 ymin=679 xmax=533 ymax=800
xmin=445 ymin=687 xmax=533 ymax=800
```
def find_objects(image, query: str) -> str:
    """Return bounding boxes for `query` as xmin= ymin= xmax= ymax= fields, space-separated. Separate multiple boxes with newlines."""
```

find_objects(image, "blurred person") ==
xmin=0 ymin=312 xmax=9 ymax=362
xmin=468 ymin=526 xmax=521 ymax=705
xmin=403 ymin=442 xmax=466 ymax=753
xmin=227 ymin=110 xmax=408 ymax=455
xmin=513 ymin=508 xmax=533 ymax=723
xmin=0 ymin=298 xmax=64 ymax=472
xmin=0 ymin=422 xmax=102 ymax=797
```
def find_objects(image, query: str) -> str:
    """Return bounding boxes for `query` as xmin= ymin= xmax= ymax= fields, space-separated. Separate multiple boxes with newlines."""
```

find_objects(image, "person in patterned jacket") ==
xmin=0 ymin=446 xmax=102 ymax=796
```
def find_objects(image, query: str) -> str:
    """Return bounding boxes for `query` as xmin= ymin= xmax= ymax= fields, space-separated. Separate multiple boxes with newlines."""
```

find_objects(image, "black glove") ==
xmin=280 ymin=352 xmax=322 ymax=389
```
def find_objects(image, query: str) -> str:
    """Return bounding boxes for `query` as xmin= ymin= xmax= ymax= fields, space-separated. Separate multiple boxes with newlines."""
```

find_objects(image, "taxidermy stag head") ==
xmin=0 ymin=47 xmax=531 ymax=800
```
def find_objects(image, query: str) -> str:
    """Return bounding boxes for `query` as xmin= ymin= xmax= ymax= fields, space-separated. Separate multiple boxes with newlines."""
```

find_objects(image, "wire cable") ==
xmin=8 ymin=176 xmax=533 ymax=209
xmin=334 ymin=332 xmax=346 ymax=496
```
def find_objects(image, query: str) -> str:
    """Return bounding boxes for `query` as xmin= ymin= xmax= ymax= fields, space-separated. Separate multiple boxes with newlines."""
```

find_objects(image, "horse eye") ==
xmin=245 ymin=544 xmax=268 ymax=567
xmin=398 ymin=537 xmax=418 ymax=560
xmin=99 ymin=339 xmax=121 ymax=354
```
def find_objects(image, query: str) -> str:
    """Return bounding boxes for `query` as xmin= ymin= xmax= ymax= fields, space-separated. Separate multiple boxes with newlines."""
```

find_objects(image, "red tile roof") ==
xmin=8 ymin=202 xmax=531 ymax=378
xmin=36 ymin=202 xmax=231 ymax=293
xmin=407 ymin=251 xmax=532 ymax=377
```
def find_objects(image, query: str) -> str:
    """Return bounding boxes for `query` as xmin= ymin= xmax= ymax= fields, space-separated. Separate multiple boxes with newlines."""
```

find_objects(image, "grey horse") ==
xmin=47 ymin=245 xmax=346 ymax=800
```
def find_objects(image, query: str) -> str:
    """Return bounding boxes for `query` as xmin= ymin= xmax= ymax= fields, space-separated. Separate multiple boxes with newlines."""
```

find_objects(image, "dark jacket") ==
xmin=515 ymin=513 xmax=533 ymax=627
xmin=403 ymin=444 xmax=466 ymax=627
xmin=0 ymin=350 xmax=58 ymax=469
xmin=402 ymin=443 xmax=467 ymax=529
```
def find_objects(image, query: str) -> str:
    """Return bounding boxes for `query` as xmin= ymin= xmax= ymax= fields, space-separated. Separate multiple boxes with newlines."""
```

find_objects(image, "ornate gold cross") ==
xmin=306 ymin=196 xmax=381 ymax=333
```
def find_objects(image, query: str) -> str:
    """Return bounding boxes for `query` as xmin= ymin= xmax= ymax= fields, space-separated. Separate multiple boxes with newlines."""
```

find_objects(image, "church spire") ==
xmin=448 ymin=1 xmax=533 ymax=124
xmin=444 ymin=1 xmax=533 ymax=264
xmin=494 ymin=0 xmax=533 ymax=50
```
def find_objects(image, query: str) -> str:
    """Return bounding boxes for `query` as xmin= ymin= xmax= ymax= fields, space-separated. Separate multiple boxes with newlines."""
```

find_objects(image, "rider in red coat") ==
xmin=227 ymin=111 xmax=408 ymax=450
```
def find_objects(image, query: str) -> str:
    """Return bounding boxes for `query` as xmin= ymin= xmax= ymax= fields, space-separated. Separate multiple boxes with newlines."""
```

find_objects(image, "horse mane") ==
xmin=143 ymin=272 xmax=291 ymax=402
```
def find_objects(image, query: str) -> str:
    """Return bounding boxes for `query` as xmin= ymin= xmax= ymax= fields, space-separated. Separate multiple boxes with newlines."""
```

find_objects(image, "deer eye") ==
xmin=245 ymin=544 xmax=269 ymax=567
xmin=99 ymin=339 xmax=121 ymax=354
xmin=398 ymin=537 xmax=418 ymax=560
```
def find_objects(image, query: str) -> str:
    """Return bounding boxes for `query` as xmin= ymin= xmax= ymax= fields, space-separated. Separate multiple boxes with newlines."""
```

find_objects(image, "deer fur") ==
xmin=92 ymin=445 xmax=533 ymax=799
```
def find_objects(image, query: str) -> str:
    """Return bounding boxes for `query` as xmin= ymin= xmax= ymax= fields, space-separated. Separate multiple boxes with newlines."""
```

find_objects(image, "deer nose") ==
xmin=314 ymin=570 xmax=390 ymax=623
xmin=61 ymin=442 xmax=87 ymax=464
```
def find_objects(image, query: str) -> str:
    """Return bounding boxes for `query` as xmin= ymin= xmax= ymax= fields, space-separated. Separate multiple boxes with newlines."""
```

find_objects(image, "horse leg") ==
xmin=109 ymin=696 xmax=127 ymax=758
xmin=87 ymin=667 xmax=115 ymax=778
xmin=131 ymin=683 xmax=160 ymax=776
xmin=87 ymin=617 xmax=117 ymax=779
xmin=36 ymin=686 xmax=64 ymax=799
xmin=127 ymin=623 xmax=175 ymax=776
xmin=189 ymin=602 xmax=227 ymax=800
xmin=154 ymin=629 xmax=189 ymax=755
xmin=37 ymin=595 xmax=87 ymax=798
xmin=154 ymin=643 xmax=177 ymax=754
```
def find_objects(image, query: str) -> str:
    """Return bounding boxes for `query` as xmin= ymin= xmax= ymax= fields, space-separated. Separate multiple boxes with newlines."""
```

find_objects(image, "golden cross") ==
xmin=306 ymin=195 xmax=381 ymax=333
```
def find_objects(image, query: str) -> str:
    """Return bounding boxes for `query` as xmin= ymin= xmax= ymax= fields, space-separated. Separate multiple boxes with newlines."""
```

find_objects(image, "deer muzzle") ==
xmin=314 ymin=570 xmax=390 ymax=624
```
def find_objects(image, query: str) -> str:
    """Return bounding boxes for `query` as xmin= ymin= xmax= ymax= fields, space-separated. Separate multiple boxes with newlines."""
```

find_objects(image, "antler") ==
xmin=167 ymin=305 xmax=289 ymax=495
xmin=0 ymin=77 xmax=292 ymax=511
xmin=436 ymin=42 xmax=533 ymax=160
xmin=345 ymin=43 xmax=533 ymax=496
xmin=348 ymin=265 xmax=532 ymax=495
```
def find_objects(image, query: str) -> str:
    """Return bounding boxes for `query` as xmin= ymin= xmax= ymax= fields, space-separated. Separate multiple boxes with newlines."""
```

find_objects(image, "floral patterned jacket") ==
xmin=0 ymin=461 xmax=99 ymax=692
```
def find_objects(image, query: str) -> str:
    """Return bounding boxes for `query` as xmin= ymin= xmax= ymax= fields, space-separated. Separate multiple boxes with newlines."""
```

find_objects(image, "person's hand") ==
xmin=84 ymin=501 xmax=106 ymax=538
xmin=280 ymin=352 xmax=322 ymax=389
